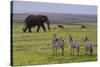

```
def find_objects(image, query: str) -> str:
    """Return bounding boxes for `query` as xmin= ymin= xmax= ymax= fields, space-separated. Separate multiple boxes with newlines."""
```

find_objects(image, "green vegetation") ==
xmin=12 ymin=23 xmax=97 ymax=66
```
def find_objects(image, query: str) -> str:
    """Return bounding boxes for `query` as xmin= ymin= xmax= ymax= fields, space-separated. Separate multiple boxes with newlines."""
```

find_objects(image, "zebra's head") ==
xmin=84 ymin=36 xmax=88 ymax=42
xmin=69 ymin=34 xmax=73 ymax=42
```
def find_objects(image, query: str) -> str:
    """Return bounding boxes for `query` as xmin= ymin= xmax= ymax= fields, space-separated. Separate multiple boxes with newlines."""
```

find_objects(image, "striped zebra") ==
xmin=69 ymin=34 xmax=80 ymax=56
xmin=84 ymin=36 xmax=93 ymax=55
xmin=52 ymin=34 xmax=64 ymax=56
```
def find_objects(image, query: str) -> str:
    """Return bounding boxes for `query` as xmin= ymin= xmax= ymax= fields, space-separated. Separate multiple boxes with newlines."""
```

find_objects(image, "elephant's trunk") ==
xmin=22 ymin=23 xmax=27 ymax=32
xmin=46 ymin=19 xmax=50 ymax=31
xmin=48 ymin=24 xmax=50 ymax=31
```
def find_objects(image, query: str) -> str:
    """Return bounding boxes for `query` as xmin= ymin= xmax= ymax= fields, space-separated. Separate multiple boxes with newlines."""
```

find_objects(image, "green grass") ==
xmin=12 ymin=23 xmax=97 ymax=66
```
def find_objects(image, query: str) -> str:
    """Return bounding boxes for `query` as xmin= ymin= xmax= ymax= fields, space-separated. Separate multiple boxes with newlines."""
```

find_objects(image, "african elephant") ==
xmin=23 ymin=15 xmax=50 ymax=32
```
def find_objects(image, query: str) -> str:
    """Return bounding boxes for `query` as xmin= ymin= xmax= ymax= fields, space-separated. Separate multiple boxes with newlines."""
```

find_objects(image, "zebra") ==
xmin=84 ymin=36 xmax=93 ymax=56
xmin=52 ymin=34 xmax=64 ymax=56
xmin=69 ymin=34 xmax=80 ymax=56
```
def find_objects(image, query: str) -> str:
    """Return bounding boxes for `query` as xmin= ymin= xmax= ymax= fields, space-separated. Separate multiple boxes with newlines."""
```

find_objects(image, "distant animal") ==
xmin=69 ymin=34 xmax=80 ymax=56
xmin=52 ymin=34 xmax=64 ymax=56
xmin=23 ymin=15 xmax=50 ymax=32
xmin=58 ymin=25 xmax=64 ymax=29
xmin=81 ymin=25 xmax=87 ymax=29
xmin=84 ymin=36 xmax=93 ymax=55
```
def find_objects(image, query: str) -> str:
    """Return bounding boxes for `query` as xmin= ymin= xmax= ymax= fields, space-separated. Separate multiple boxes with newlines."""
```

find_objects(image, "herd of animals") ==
xmin=22 ymin=15 xmax=87 ymax=33
xmin=52 ymin=34 xmax=93 ymax=56
xmin=22 ymin=15 xmax=93 ymax=56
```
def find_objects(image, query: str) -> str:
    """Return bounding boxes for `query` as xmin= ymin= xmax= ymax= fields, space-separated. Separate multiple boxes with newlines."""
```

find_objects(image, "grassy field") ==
xmin=12 ymin=22 xmax=97 ymax=66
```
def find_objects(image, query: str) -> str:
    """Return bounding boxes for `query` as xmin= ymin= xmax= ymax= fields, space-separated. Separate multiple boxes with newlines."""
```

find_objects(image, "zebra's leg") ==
xmin=77 ymin=47 xmax=80 ymax=56
xmin=56 ymin=48 xmax=57 ymax=56
xmin=85 ymin=48 xmax=88 ymax=55
xmin=70 ymin=47 xmax=72 ymax=56
xmin=53 ymin=48 xmax=54 ymax=56
xmin=72 ymin=48 xmax=74 ymax=56
xmin=90 ymin=47 xmax=93 ymax=56
xmin=61 ymin=47 xmax=64 ymax=56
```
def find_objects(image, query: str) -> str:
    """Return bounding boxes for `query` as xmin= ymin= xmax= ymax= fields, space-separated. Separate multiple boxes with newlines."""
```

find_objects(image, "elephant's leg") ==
xmin=41 ymin=24 xmax=46 ymax=32
xmin=36 ymin=25 xmax=40 ymax=32
xmin=29 ymin=28 xmax=32 ymax=32
xmin=28 ymin=26 xmax=32 ymax=32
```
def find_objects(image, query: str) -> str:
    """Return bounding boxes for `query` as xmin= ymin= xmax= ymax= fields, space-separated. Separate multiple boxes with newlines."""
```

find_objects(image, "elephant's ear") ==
xmin=38 ymin=15 xmax=44 ymax=22
xmin=43 ymin=16 xmax=51 ymax=31
xmin=43 ymin=16 xmax=48 ymax=22
xmin=39 ymin=15 xmax=51 ymax=31
xmin=39 ymin=15 xmax=47 ymax=22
